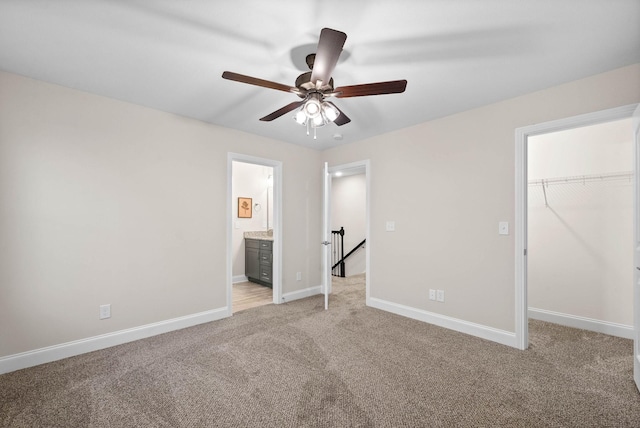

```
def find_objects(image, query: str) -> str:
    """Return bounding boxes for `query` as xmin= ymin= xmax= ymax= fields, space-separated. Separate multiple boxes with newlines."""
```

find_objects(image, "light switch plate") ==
xmin=498 ymin=221 xmax=509 ymax=235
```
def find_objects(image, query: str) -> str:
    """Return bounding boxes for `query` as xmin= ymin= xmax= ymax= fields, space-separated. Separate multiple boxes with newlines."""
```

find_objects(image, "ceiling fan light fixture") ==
xmin=294 ymin=109 xmax=307 ymax=125
xmin=303 ymin=94 xmax=322 ymax=118
xmin=322 ymin=102 xmax=339 ymax=122
xmin=294 ymin=94 xmax=342 ymax=133
xmin=223 ymin=27 xmax=406 ymax=141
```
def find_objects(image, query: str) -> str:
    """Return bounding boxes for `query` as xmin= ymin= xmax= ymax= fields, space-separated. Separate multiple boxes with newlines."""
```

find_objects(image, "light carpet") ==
xmin=1 ymin=274 xmax=639 ymax=427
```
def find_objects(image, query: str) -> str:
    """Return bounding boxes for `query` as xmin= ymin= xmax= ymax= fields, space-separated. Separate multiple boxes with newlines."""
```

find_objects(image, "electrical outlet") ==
xmin=436 ymin=290 xmax=445 ymax=302
xmin=386 ymin=221 xmax=395 ymax=232
xmin=296 ymin=272 xmax=302 ymax=281
xmin=429 ymin=289 xmax=436 ymax=301
xmin=99 ymin=304 xmax=111 ymax=320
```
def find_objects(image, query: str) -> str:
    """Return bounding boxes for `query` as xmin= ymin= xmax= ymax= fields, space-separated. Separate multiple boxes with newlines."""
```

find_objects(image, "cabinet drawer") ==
xmin=245 ymin=239 xmax=259 ymax=249
xmin=259 ymin=266 xmax=272 ymax=283
xmin=259 ymin=251 xmax=272 ymax=265
xmin=259 ymin=240 xmax=272 ymax=250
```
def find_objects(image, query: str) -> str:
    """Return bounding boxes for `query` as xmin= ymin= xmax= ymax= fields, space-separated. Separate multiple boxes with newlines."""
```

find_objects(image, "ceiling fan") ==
xmin=222 ymin=28 xmax=407 ymax=139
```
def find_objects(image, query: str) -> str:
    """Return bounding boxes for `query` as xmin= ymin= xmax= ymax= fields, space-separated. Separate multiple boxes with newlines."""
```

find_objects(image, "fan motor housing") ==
xmin=295 ymin=71 xmax=334 ymax=95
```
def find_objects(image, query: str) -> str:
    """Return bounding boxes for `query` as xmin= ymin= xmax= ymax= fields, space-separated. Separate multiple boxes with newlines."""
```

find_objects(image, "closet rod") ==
xmin=528 ymin=171 xmax=632 ymax=187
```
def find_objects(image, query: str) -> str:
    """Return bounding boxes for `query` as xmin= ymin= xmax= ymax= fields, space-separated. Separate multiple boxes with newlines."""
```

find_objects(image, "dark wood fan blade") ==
xmin=334 ymin=80 xmax=407 ymax=98
xmin=310 ymin=28 xmax=347 ymax=87
xmin=222 ymin=71 xmax=298 ymax=93
xmin=325 ymin=101 xmax=351 ymax=126
xmin=259 ymin=101 xmax=305 ymax=122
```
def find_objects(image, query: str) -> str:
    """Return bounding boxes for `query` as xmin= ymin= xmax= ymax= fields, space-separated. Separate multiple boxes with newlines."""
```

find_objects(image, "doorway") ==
xmin=231 ymin=161 xmax=273 ymax=312
xmin=227 ymin=153 xmax=282 ymax=315
xmin=527 ymin=119 xmax=633 ymax=337
xmin=515 ymin=104 xmax=638 ymax=349
xmin=330 ymin=168 xmax=367 ymax=277
xmin=326 ymin=160 xmax=371 ymax=305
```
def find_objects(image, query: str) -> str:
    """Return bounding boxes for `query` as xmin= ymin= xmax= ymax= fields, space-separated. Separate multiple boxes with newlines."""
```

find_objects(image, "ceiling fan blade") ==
xmin=325 ymin=101 xmax=351 ymax=126
xmin=222 ymin=71 xmax=299 ymax=94
xmin=310 ymin=28 xmax=347 ymax=86
xmin=334 ymin=80 xmax=407 ymax=98
xmin=259 ymin=101 xmax=305 ymax=122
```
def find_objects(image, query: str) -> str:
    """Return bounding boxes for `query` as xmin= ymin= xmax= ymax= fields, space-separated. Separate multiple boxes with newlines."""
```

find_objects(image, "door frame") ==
xmin=227 ymin=152 xmax=283 ymax=314
xmin=633 ymin=103 xmax=640 ymax=391
xmin=322 ymin=162 xmax=330 ymax=309
xmin=327 ymin=159 xmax=371 ymax=305
xmin=514 ymin=103 xmax=638 ymax=350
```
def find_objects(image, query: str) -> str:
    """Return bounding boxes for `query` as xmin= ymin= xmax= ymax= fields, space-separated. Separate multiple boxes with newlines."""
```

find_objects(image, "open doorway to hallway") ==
xmin=330 ymin=169 xmax=366 ymax=278
xmin=328 ymin=161 xmax=369 ymax=303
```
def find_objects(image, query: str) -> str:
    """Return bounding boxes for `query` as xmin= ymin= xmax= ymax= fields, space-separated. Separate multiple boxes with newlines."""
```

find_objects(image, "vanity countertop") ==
xmin=244 ymin=230 xmax=274 ymax=241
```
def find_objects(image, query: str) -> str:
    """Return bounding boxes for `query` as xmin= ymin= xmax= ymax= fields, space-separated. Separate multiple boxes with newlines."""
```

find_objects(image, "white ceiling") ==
xmin=1 ymin=1 xmax=638 ymax=150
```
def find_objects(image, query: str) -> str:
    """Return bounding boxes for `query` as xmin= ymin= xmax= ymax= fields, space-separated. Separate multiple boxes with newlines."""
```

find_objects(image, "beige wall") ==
xmin=322 ymin=64 xmax=640 ymax=332
xmin=0 ymin=71 xmax=322 ymax=357
xmin=528 ymin=119 xmax=633 ymax=325
xmin=1 ymin=63 xmax=638 ymax=359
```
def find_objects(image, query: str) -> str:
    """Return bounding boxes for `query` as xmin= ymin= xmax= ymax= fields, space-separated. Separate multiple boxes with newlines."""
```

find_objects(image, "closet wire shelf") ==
xmin=528 ymin=170 xmax=633 ymax=208
xmin=528 ymin=171 xmax=633 ymax=187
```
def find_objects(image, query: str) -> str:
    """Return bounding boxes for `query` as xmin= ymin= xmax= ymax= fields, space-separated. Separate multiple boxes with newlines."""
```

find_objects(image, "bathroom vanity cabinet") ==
xmin=245 ymin=238 xmax=272 ymax=287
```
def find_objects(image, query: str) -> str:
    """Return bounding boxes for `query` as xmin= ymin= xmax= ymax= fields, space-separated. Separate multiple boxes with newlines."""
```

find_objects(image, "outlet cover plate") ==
xmin=436 ymin=290 xmax=445 ymax=302
xmin=99 ymin=304 xmax=111 ymax=320
xmin=428 ymin=289 xmax=436 ymax=300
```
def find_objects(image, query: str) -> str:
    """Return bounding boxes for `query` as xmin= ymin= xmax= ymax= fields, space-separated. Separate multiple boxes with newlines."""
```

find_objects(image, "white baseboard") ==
xmin=368 ymin=297 xmax=518 ymax=348
xmin=0 ymin=307 xmax=230 ymax=375
xmin=282 ymin=285 xmax=321 ymax=303
xmin=232 ymin=275 xmax=248 ymax=284
xmin=528 ymin=307 xmax=633 ymax=339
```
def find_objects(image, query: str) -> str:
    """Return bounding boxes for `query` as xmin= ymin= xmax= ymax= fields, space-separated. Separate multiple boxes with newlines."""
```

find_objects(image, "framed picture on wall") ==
xmin=238 ymin=197 xmax=252 ymax=218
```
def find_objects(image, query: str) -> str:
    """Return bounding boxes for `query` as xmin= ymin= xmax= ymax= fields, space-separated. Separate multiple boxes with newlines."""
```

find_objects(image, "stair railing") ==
xmin=331 ymin=227 xmax=366 ymax=277
xmin=331 ymin=227 xmax=345 ymax=277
